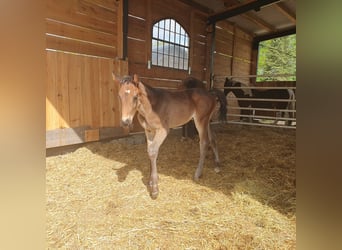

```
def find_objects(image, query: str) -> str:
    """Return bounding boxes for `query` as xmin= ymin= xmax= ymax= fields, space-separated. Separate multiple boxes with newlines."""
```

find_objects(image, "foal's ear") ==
xmin=112 ymin=72 xmax=121 ymax=83
xmin=133 ymin=74 xmax=139 ymax=83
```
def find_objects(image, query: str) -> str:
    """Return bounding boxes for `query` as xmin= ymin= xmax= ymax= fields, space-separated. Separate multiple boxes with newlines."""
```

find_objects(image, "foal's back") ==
xmin=151 ymin=87 xmax=216 ymax=128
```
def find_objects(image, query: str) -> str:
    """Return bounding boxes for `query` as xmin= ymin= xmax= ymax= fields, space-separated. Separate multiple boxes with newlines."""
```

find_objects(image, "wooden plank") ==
xmin=235 ymin=28 xmax=253 ymax=41
xmin=232 ymin=59 xmax=251 ymax=78
xmin=140 ymin=78 xmax=181 ymax=89
xmin=128 ymin=0 xmax=147 ymax=19
xmin=234 ymin=38 xmax=252 ymax=61
xmin=84 ymin=0 xmax=119 ymax=11
xmin=46 ymin=126 xmax=127 ymax=148
xmin=216 ymin=20 xmax=234 ymax=33
xmin=214 ymin=54 xmax=232 ymax=76
xmin=215 ymin=32 xmax=234 ymax=45
xmin=46 ymin=51 xmax=60 ymax=130
xmin=99 ymin=58 xmax=116 ymax=127
xmin=215 ymin=39 xmax=233 ymax=56
xmin=241 ymin=12 xmax=276 ymax=32
xmin=113 ymin=58 xmax=129 ymax=76
xmin=78 ymin=0 xmax=117 ymax=23
xmin=129 ymin=63 xmax=189 ymax=80
xmin=46 ymin=34 xmax=116 ymax=58
xmin=274 ymin=2 xmax=296 ymax=24
xmin=68 ymin=54 xmax=83 ymax=127
xmin=46 ymin=18 xmax=116 ymax=47
xmin=127 ymin=15 xmax=147 ymax=41
xmin=151 ymin=0 xmax=190 ymax=30
xmin=127 ymin=38 xmax=146 ymax=64
xmin=47 ymin=0 xmax=116 ymax=34
xmin=56 ymin=51 xmax=71 ymax=128
xmin=99 ymin=127 xmax=128 ymax=140
xmin=81 ymin=56 xmax=93 ymax=126
xmin=46 ymin=126 xmax=89 ymax=148
xmin=90 ymin=59 xmax=101 ymax=128
xmin=84 ymin=128 xmax=99 ymax=142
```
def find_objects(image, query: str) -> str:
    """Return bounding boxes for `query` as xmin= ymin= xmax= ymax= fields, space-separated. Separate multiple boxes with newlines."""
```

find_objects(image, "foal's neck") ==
xmin=137 ymin=82 xmax=160 ymax=116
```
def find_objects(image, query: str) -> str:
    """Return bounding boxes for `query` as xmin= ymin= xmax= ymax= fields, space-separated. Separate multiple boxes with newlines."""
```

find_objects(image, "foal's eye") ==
xmin=133 ymin=95 xmax=138 ymax=101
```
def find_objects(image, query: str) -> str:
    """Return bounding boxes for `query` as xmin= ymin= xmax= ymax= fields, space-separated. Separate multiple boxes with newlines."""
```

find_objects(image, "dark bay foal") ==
xmin=114 ymin=74 xmax=227 ymax=198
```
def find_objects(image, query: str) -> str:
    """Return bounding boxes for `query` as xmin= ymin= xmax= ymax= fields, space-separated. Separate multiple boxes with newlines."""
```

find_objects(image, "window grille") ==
xmin=151 ymin=19 xmax=189 ymax=70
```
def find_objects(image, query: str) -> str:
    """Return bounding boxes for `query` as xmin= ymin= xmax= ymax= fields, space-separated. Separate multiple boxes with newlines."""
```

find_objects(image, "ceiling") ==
xmin=182 ymin=0 xmax=296 ymax=41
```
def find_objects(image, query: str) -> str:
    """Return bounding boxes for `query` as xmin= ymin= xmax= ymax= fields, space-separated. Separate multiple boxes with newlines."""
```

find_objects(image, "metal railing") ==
xmin=222 ymin=85 xmax=296 ymax=129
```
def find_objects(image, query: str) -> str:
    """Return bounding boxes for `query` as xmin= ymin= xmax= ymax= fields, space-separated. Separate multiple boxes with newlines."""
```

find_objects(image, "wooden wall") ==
xmin=212 ymin=20 xmax=254 ymax=90
xmin=127 ymin=0 xmax=210 ymax=88
xmin=45 ymin=0 xmax=255 ymax=147
xmin=46 ymin=0 xmax=128 ymax=148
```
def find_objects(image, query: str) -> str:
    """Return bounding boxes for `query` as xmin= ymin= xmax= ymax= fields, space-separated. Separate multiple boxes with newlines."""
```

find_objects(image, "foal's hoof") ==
xmin=150 ymin=190 xmax=159 ymax=199
xmin=194 ymin=173 xmax=202 ymax=182
xmin=149 ymin=183 xmax=159 ymax=199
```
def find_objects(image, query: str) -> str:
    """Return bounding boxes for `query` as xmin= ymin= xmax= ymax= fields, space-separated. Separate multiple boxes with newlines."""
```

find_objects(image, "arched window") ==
xmin=151 ymin=19 xmax=189 ymax=70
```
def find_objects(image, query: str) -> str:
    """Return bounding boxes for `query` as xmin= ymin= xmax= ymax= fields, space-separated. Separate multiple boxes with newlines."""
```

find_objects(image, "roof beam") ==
xmin=253 ymin=26 xmax=296 ymax=45
xmin=207 ymin=0 xmax=280 ymax=24
xmin=274 ymin=2 xmax=296 ymax=24
xmin=177 ymin=0 xmax=212 ymax=14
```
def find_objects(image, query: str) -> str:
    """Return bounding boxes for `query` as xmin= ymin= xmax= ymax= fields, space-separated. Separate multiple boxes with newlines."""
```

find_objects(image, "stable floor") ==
xmin=46 ymin=124 xmax=296 ymax=249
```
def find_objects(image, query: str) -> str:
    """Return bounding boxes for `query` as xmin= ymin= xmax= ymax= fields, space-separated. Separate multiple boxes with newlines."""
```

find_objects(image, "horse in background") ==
xmin=113 ymin=73 xmax=227 ymax=199
xmin=224 ymin=78 xmax=295 ymax=125
xmin=180 ymin=77 xmax=227 ymax=137
xmin=223 ymin=78 xmax=253 ymax=122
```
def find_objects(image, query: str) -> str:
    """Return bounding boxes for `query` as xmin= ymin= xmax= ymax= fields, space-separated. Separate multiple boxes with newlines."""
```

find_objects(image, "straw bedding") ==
xmin=46 ymin=124 xmax=296 ymax=249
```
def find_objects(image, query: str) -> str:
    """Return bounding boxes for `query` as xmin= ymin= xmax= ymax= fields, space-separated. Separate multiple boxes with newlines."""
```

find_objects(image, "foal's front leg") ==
xmin=145 ymin=128 xmax=168 ymax=199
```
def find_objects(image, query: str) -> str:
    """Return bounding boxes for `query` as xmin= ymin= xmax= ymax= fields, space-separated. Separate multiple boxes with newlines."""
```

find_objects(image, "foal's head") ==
xmin=113 ymin=74 xmax=140 ymax=126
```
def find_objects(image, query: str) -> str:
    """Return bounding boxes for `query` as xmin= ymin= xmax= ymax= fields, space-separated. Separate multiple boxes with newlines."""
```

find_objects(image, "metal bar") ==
xmin=122 ymin=0 xmax=128 ymax=59
xmin=222 ymin=86 xmax=296 ymax=89
xmin=207 ymin=0 xmax=280 ymax=25
xmin=228 ymin=113 xmax=296 ymax=121
xmin=214 ymin=74 xmax=296 ymax=78
xmin=226 ymin=120 xmax=296 ymax=129
xmin=229 ymin=106 xmax=296 ymax=113
xmin=228 ymin=97 xmax=296 ymax=102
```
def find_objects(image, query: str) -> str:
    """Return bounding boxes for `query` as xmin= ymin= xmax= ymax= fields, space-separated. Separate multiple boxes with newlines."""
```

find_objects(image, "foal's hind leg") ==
xmin=208 ymin=124 xmax=221 ymax=173
xmin=193 ymin=117 xmax=210 ymax=181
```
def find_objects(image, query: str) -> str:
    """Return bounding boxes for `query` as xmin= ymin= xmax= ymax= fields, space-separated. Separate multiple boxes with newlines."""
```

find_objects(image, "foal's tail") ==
xmin=209 ymin=88 xmax=228 ymax=122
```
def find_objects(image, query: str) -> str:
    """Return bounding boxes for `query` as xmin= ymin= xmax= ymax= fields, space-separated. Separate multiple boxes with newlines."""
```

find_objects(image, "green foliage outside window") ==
xmin=257 ymin=34 xmax=296 ymax=82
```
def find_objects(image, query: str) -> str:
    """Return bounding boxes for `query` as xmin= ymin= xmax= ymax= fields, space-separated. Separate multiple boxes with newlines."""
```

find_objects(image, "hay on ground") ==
xmin=46 ymin=124 xmax=296 ymax=249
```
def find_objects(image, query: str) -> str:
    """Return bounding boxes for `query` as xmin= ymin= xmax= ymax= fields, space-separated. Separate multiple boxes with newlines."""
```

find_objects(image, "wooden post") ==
xmin=209 ymin=22 xmax=216 ymax=89
xmin=231 ymin=24 xmax=237 ymax=76
xmin=250 ymin=41 xmax=259 ymax=85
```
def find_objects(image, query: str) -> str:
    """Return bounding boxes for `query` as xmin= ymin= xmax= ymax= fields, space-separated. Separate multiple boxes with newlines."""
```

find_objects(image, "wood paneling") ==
xmin=46 ymin=0 xmax=119 ymax=58
xmin=127 ymin=0 xmax=210 ymax=94
xmin=47 ymin=0 xmax=117 ymax=34
xmin=46 ymin=51 xmax=125 ymax=146
xmin=46 ymin=0 xmax=125 ymax=147
xmin=214 ymin=20 xmax=253 ymax=82
xmin=46 ymin=18 xmax=116 ymax=47
xmin=46 ymin=0 xmax=255 ymax=147
xmin=127 ymin=38 xmax=146 ymax=64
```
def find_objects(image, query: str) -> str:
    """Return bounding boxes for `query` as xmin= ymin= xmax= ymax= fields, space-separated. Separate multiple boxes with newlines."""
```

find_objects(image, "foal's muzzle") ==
xmin=121 ymin=118 xmax=132 ymax=127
